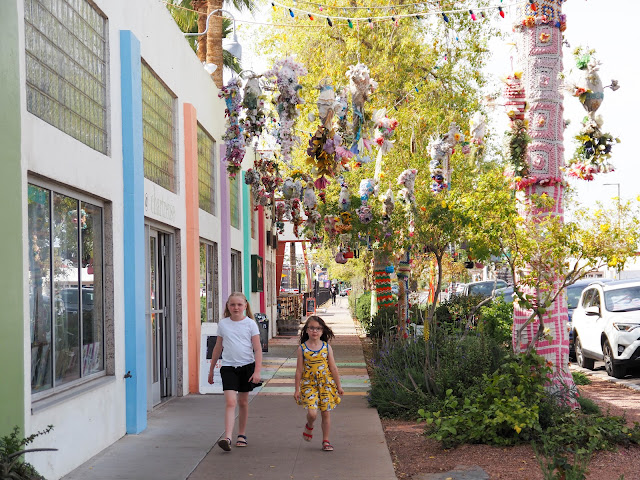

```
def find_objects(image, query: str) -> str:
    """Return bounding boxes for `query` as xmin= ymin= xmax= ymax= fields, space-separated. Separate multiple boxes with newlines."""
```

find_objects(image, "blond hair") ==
xmin=223 ymin=291 xmax=255 ymax=319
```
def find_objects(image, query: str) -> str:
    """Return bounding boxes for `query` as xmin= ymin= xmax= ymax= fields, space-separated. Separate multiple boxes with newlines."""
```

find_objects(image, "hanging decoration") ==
xmin=264 ymin=57 xmax=307 ymax=165
xmin=218 ymin=77 xmax=246 ymax=178
xmin=564 ymin=48 xmax=620 ymax=181
xmin=346 ymin=64 xmax=377 ymax=157
xmin=372 ymin=108 xmax=399 ymax=186
xmin=502 ymin=72 xmax=532 ymax=189
xmin=241 ymin=75 xmax=268 ymax=145
xmin=244 ymin=153 xmax=282 ymax=208
xmin=428 ymin=123 xmax=464 ymax=192
xmin=397 ymin=169 xmax=418 ymax=236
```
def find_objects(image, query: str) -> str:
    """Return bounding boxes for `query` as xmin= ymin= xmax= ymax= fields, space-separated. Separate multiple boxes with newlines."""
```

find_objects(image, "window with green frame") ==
xmin=197 ymin=124 xmax=216 ymax=215
xmin=229 ymin=176 xmax=239 ymax=229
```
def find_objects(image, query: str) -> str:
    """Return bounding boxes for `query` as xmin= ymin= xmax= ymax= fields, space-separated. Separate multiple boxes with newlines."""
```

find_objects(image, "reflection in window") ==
xmin=197 ymin=125 xmax=216 ymax=215
xmin=230 ymin=176 xmax=239 ymax=229
xmin=199 ymin=242 xmax=219 ymax=323
xmin=28 ymin=184 xmax=104 ymax=394
xmin=24 ymin=0 xmax=108 ymax=153
xmin=230 ymin=249 xmax=242 ymax=293
xmin=142 ymin=62 xmax=176 ymax=192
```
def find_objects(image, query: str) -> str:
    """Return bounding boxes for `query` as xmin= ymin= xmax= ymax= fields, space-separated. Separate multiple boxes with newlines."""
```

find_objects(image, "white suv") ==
xmin=572 ymin=280 xmax=640 ymax=378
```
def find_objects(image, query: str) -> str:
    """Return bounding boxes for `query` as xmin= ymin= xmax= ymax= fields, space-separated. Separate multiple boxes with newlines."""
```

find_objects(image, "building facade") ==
xmin=0 ymin=1 xmax=276 ymax=478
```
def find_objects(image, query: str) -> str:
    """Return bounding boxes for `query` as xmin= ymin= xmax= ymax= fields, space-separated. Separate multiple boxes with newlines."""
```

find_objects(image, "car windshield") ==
xmin=604 ymin=286 xmax=640 ymax=312
xmin=567 ymin=285 xmax=585 ymax=310
xmin=468 ymin=283 xmax=494 ymax=296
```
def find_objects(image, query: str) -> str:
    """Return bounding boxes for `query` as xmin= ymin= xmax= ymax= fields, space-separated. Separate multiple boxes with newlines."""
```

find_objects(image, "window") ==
xmin=229 ymin=176 xmax=239 ymax=229
xmin=197 ymin=125 xmax=216 ymax=215
xmin=142 ymin=62 xmax=177 ymax=192
xmin=28 ymin=183 xmax=104 ymax=395
xmin=24 ymin=0 xmax=108 ymax=153
xmin=230 ymin=250 xmax=242 ymax=293
xmin=199 ymin=242 xmax=219 ymax=323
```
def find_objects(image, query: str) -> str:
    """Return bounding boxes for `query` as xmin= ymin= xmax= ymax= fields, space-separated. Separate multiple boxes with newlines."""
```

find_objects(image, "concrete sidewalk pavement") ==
xmin=63 ymin=297 xmax=396 ymax=480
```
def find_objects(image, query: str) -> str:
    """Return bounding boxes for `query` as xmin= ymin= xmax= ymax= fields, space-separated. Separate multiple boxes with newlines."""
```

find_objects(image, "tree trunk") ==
xmin=512 ymin=1 xmax=575 ymax=399
xmin=192 ymin=0 xmax=207 ymax=63
xmin=207 ymin=0 xmax=224 ymax=88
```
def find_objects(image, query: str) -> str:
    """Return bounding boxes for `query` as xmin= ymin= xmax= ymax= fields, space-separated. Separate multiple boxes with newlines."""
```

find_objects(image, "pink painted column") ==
xmin=258 ymin=205 xmax=266 ymax=312
xmin=184 ymin=104 xmax=201 ymax=393
xmin=512 ymin=3 xmax=572 ymax=388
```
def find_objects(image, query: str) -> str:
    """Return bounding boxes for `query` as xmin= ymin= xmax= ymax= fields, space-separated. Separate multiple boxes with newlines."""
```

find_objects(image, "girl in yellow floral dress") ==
xmin=294 ymin=315 xmax=344 ymax=451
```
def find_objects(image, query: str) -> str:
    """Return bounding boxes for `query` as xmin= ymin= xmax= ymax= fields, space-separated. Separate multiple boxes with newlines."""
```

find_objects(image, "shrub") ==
xmin=434 ymin=294 xmax=487 ymax=334
xmin=478 ymin=298 xmax=513 ymax=346
xmin=368 ymin=336 xmax=436 ymax=418
xmin=0 ymin=425 xmax=55 ymax=480
xmin=355 ymin=291 xmax=372 ymax=332
xmin=369 ymin=306 xmax=397 ymax=339
xmin=571 ymin=371 xmax=592 ymax=386
xmin=418 ymin=353 xmax=551 ymax=447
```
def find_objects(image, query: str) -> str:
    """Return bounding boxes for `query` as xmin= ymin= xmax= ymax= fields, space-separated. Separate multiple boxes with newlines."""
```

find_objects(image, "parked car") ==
xmin=457 ymin=279 xmax=508 ymax=298
xmin=565 ymin=278 xmax=611 ymax=359
xmin=571 ymin=279 xmax=640 ymax=378
xmin=493 ymin=286 xmax=514 ymax=303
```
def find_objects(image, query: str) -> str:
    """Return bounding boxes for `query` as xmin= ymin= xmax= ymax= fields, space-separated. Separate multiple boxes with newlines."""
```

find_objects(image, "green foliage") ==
xmin=355 ymin=292 xmax=372 ymax=332
xmin=0 ymin=425 xmax=54 ymax=480
xmin=477 ymin=297 xmax=513 ymax=346
xmin=418 ymin=353 xmax=551 ymax=447
xmin=576 ymin=396 xmax=600 ymax=415
xmin=571 ymin=371 xmax=592 ymax=386
xmin=533 ymin=437 xmax=593 ymax=480
xmin=368 ymin=337 xmax=434 ymax=418
xmin=433 ymin=294 xmax=486 ymax=333
xmin=369 ymin=306 xmax=397 ymax=339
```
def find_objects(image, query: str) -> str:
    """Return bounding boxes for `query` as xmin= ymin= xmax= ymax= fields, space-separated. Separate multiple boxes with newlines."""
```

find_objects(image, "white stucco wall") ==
xmin=21 ymin=0 xmax=230 ymax=477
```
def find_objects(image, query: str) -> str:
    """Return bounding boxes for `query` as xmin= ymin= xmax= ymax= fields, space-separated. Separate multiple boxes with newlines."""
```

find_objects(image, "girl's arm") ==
xmin=207 ymin=336 xmax=224 ymax=384
xmin=327 ymin=344 xmax=344 ymax=395
xmin=250 ymin=334 xmax=262 ymax=383
xmin=293 ymin=346 xmax=304 ymax=402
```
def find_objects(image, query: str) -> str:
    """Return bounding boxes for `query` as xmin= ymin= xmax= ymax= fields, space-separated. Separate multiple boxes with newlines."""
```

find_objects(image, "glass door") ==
xmin=147 ymin=228 xmax=173 ymax=408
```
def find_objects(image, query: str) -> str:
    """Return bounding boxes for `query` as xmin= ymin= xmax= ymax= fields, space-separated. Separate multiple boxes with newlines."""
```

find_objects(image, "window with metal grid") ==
xmin=230 ymin=175 xmax=240 ymax=229
xmin=197 ymin=125 xmax=216 ymax=215
xmin=142 ymin=62 xmax=177 ymax=192
xmin=24 ymin=0 xmax=108 ymax=154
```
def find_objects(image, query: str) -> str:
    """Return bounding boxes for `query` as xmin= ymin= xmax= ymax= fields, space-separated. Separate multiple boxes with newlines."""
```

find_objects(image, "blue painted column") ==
xmin=120 ymin=31 xmax=147 ymax=434
xmin=242 ymin=171 xmax=251 ymax=296
xmin=220 ymin=145 xmax=231 ymax=304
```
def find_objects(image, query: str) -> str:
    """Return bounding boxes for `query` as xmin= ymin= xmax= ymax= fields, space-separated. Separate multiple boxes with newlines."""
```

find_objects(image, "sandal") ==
xmin=236 ymin=434 xmax=248 ymax=447
xmin=322 ymin=440 xmax=334 ymax=452
xmin=303 ymin=423 xmax=313 ymax=442
xmin=217 ymin=437 xmax=231 ymax=452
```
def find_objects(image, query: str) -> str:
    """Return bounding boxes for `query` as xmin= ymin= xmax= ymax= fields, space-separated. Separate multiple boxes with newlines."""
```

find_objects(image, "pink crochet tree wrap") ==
xmin=511 ymin=1 xmax=574 ymax=393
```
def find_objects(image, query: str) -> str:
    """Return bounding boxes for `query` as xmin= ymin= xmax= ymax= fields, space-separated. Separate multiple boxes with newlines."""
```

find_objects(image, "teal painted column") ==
xmin=0 ymin=1 xmax=25 ymax=436
xmin=120 ymin=30 xmax=147 ymax=434
xmin=242 ymin=171 xmax=251 ymax=296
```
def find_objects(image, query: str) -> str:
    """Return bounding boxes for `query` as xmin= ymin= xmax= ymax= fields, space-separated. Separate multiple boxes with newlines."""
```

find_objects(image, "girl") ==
xmin=208 ymin=292 xmax=262 ymax=452
xmin=294 ymin=315 xmax=344 ymax=451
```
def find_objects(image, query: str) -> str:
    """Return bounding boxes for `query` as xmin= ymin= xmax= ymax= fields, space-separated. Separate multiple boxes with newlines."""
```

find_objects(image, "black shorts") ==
xmin=220 ymin=362 xmax=256 ymax=392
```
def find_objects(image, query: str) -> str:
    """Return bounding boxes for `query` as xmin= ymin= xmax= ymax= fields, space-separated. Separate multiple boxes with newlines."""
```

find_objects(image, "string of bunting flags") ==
xmin=270 ymin=0 xmax=530 ymax=26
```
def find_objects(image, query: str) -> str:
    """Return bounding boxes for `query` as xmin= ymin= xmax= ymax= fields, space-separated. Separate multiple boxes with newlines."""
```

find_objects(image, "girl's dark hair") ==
xmin=300 ymin=315 xmax=335 ymax=343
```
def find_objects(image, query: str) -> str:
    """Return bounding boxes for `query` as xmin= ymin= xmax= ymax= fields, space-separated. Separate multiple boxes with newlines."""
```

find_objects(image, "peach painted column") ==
xmin=184 ymin=104 xmax=201 ymax=394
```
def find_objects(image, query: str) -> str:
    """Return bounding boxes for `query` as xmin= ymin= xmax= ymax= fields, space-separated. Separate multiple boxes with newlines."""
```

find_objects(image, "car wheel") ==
xmin=603 ymin=341 xmax=625 ymax=379
xmin=575 ymin=336 xmax=595 ymax=370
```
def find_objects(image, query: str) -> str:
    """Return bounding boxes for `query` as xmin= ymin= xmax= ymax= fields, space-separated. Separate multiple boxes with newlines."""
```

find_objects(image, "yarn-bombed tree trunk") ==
xmin=511 ymin=3 xmax=573 ymax=392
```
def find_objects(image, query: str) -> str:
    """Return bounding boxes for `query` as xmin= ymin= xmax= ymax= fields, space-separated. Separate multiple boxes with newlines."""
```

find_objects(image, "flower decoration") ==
xmin=218 ymin=77 xmax=246 ymax=178
xmin=240 ymin=75 xmax=267 ymax=145
xmin=264 ymin=57 xmax=307 ymax=165
xmin=356 ymin=204 xmax=373 ymax=224
xmin=372 ymin=109 xmax=398 ymax=155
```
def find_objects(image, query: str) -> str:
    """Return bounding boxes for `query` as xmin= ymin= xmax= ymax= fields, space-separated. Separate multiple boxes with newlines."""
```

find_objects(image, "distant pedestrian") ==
xmin=208 ymin=292 xmax=262 ymax=452
xmin=331 ymin=285 xmax=337 ymax=304
xmin=294 ymin=315 xmax=344 ymax=451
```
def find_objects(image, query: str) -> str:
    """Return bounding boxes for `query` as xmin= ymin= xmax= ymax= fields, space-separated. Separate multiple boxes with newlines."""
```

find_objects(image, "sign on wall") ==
xmin=199 ymin=322 xmax=223 ymax=394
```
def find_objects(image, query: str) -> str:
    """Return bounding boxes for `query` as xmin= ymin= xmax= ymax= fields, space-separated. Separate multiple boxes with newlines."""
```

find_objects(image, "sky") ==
xmin=228 ymin=0 xmax=640 ymax=211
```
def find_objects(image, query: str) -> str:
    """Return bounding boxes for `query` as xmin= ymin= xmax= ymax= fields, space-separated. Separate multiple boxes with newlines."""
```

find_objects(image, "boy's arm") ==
xmin=326 ymin=345 xmax=344 ymax=393
xmin=250 ymin=334 xmax=262 ymax=382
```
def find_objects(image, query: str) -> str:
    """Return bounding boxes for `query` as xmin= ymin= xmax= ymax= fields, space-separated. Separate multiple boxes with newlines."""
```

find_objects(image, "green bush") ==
xmin=434 ymin=294 xmax=487 ymax=334
xmin=369 ymin=306 xmax=397 ymax=339
xmin=355 ymin=292 xmax=372 ymax=332
xmin=418 ymin=353 xmax=551 ymax=447
xmin=368 ymin=336 xmax=436 ymax=418
xmin=1 ymin=425 xmax=55 ymax=480
xmin=478 ymin=298 xmax=513 ymax=346
xmin=571 ymin=371 xmax=592 ymax=386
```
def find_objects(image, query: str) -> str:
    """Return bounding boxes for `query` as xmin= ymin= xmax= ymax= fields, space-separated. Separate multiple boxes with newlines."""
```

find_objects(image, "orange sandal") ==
xmin=303 ymin=423 xmax=313 ymax=441
xmin=322 ymin=440 xmax=334 ymax=451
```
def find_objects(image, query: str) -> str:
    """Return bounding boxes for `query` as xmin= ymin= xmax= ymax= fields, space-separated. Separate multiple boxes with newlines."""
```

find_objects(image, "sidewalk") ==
xmin=62 ymin=297 xmax=396 ymax=480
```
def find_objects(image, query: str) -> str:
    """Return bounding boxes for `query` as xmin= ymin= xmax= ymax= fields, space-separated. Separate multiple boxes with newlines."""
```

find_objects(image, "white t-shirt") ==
xmin=217 ymin=316 xmax=260 ymax=367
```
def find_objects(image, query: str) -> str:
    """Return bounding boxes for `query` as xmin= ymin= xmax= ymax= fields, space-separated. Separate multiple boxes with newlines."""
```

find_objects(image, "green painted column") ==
xmin=0 ymin=1 xmax=25 ymax=435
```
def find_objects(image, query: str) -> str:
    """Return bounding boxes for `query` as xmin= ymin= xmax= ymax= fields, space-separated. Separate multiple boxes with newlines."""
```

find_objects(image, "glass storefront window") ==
xmin=28 ymin=183 xmax=104 ymax=395
xmin=199 ymin=242 xmax=219 ymax=323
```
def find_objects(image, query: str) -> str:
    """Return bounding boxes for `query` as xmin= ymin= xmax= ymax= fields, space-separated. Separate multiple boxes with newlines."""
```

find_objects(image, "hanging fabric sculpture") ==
xmin=219 ymin=77 xmax=246 ymax=177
